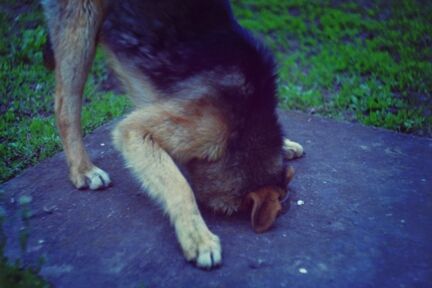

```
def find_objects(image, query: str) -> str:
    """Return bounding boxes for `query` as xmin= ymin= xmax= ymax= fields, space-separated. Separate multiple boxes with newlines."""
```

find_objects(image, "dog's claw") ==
xmin=196 ymin=243 xmax=222 ymax=269
xmin=72 ymin=166 xmax=111 ymax=190
xmin=177 ymin=220 xmax=222 ymax=269
xmin=86 ymin=167 xmax=111 ymax=190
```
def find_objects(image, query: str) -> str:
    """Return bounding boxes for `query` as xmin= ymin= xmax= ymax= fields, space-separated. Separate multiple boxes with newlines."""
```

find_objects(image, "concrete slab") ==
xmin=1 ymin=111 xmax=431 ymax=288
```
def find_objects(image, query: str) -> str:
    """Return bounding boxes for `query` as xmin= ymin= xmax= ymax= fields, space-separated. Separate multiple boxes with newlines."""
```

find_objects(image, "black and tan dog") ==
xmin=42 ymin=0 xmax=303 ymax=269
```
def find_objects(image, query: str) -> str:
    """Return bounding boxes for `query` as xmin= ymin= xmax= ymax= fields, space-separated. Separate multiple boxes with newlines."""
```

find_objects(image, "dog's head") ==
xmin=187 ymin=101 xmax=294 ymax=232
xmin=189 ymin=156 xmax=294 ymax=233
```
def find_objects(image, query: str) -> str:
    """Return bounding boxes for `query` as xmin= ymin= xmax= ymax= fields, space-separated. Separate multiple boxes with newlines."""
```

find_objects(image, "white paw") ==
xmin=176 ymin=220 xmax=222 ymax=269
xmin=85 ymin=166 xmax=111 ymax=190
xmin=283 ymin=138 xmax=304 ymax=160
xmin=70 ymin=166 xmax=111 ymax=190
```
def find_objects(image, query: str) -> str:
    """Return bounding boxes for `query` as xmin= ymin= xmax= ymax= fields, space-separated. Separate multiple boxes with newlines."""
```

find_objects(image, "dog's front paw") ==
xmin=283 ymin=138 xmax=304 ymax=160
xmin=70 ymin=166 xmax=111 ymax=190
xmin=175 ymin=218 xmax=222 ymax=269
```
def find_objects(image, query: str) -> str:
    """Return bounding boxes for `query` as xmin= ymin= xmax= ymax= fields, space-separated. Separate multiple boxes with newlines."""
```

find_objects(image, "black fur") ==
xmin=101 ymin=0 xmax=286 ymax=201
xmin=101 ymin=0 xmax=277 ymax=108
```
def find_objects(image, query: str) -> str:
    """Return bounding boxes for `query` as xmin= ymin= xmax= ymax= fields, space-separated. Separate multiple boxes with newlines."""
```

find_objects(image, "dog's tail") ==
xmin=43 ymin=36 xmax=55 ymax=70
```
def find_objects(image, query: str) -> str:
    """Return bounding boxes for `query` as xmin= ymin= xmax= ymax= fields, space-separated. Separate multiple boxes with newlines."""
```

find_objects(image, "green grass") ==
xmin=1 ymin=0 xmax=431 ymax=185
xmin=233 ymin=0 xmax=432 ymax=135
xmin=0 ymin=190 xmax=51 ymax=287
xmin=0 ymin=1 xmax=130 ymax=184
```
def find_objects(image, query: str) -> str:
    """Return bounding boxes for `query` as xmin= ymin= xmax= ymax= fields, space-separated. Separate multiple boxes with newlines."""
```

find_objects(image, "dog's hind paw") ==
xmin=70 ymin=166 xmax=111 ymax=190
xmin=283 ymin=138 xmax=304 ymax=160
xmin=176 ymin=219 xmax=222 ymax=269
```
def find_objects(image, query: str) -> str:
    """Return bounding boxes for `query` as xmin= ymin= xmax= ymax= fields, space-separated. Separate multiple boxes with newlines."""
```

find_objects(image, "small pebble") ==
xmin=400 ymin=219 xmax=406 ymax=224
xmin=100 ymin=143 xmax=105 ymax=146
xmin=360 ymin=145 xmax=368 ymax=150
xmin=297 ymin=200 xmax=305 ymax=206
xmin=299 ymin=267 xmax=308 ymax=274
xmin=43 ymin=205 xmax=57 ymax=214
xmin=38 ymin=239 xmax=45 ymax=244
xmin=249 ymin=258 xmax=266 ymax=269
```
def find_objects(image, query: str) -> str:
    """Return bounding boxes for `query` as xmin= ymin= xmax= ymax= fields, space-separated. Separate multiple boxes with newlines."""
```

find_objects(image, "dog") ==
xmin=42 ymin=0 xmax=304 ymax=269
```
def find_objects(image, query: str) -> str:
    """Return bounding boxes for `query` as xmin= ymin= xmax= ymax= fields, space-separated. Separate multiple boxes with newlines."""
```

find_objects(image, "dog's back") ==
xmin=100 ymin=0 xmax=278 ymax=109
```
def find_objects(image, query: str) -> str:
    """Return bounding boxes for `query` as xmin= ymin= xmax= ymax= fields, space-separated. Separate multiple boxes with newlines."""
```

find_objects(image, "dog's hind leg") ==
xmin=112 ymin=101 xmax=227 ymax=269
xmin=42 ymin=0 xmax=110 ymax=189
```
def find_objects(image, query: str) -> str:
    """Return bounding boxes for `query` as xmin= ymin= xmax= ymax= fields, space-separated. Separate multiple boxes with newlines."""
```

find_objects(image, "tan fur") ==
xmin=45 ymin=0 xmax=111 ymax=189
xmin=242 ymin=167 xmax=295 ymax=233
xmin=112 ymin=99 xmax=228 ymax=268
xmin=103 ymin=49 xmax=161 ymax=106
xmin=245 ymin=187 xmax=283 ymax=233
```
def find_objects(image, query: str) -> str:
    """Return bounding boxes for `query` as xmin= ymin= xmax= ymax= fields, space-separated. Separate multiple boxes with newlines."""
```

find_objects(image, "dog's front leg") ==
xmin=283 ymin=138 xmax=304 ymax=160
xmin=112 ymin=113 xmax=222 ymax=269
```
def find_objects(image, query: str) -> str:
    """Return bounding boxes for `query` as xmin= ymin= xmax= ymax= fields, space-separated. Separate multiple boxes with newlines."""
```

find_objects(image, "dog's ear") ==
xmin=244 ymin=187 xmax=283 ymax=233
xmin=286 ymin=166 xmax=295 ymax=184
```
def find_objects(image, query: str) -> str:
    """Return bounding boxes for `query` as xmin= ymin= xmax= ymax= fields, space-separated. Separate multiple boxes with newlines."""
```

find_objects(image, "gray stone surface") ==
xmin=1 ymin=111 xmax=431 ymax=288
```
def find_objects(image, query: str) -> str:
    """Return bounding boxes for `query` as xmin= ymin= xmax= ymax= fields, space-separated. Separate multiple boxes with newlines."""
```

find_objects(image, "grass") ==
xmin=0 ymin=191 xmax=51 ymax=287
xmin=0 ymin=0 xmax=431 ymax=182
xmin=0 ymin=1 xmax=130 ymax=184
xmin=233 ymin=0 xmax=432 ymax=135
